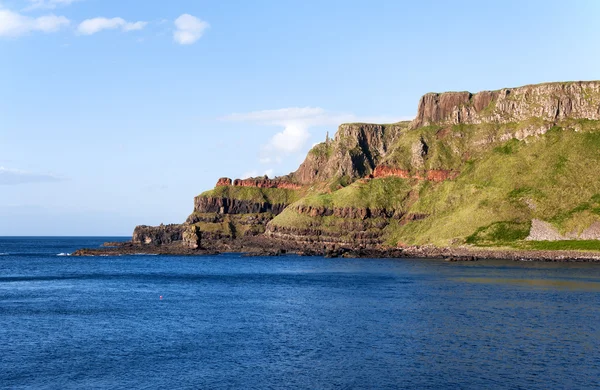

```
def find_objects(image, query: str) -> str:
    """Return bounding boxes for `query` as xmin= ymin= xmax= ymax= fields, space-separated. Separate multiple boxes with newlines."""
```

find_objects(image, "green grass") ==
xmin=466 ymin=221 xmax=531 ymax=245
xmin=296 ymin=177 xmax=413 ymax=210
xmin=199 ymin=185 xmax=301 ymax=205
xmin=521 ymin=240 xmax=600 ymax=251
xmin=309 ymin=142 xmax=333 ymax=158
xmin=390 ymin=119 xmax=600 ymax=246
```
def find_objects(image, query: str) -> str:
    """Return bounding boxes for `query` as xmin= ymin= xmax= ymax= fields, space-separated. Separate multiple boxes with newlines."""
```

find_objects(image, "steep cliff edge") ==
xmin=291 ymin=122 xmax=408 ymax=186
xmin=125 ymin=80 xmax=600 ymax=254
xmin=412 ymin=81 xmax=600 ymax=128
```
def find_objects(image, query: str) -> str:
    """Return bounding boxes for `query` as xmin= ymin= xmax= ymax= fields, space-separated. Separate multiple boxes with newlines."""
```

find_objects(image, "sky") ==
xmin=1 ymin=0 xmax=599 ymax=235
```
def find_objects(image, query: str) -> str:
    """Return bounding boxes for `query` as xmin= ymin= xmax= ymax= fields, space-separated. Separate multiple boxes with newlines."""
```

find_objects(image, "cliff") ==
xmin=412 ymin=81 xmax=600 ymax=128
xmin=128 ymin=80 xmax=600 ymax=254
xmin=291 ymin=122 xmax=408 ymax=185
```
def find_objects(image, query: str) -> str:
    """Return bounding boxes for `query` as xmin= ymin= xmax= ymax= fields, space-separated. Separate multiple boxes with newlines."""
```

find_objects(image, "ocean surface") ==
xmin=1 ymin=237 xmax=599 ymax=389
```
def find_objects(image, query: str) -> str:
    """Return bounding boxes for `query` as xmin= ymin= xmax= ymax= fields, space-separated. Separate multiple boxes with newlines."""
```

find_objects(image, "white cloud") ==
xmin=173 ymin=14 xmax=208 ymax=45
xmin=122 ymin=21 xmax=147 ymax=32
xmin=0 ymin=8 xmax=69 ymax=37
xmin=77 ymin=17 xmax=147 ymax=35
xmin=24 ymin=0 xmax=81 ymax=11
xmin=267 ymin=124 xmax=310 ymax=153
xmin=0 ymin=167 xmax=62 ymax=185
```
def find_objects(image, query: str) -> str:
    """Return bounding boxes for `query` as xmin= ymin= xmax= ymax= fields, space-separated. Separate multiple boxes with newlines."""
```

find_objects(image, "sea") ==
xmin=1 ymin=237 xmax=599 ymax=389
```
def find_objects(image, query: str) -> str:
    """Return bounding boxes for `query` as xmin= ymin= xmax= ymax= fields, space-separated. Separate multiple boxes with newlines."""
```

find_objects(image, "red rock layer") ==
xmin=216 ymin=177 xmax=233 ymax=186
xmin=371 ymin=166 xmax=411 ymax=179
xmin=372 ymin=166 xmax=458 ymax=182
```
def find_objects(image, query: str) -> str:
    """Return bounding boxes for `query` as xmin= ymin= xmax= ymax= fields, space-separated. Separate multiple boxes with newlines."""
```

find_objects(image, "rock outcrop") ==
xmin=132 ymin=224 xmax=186 ymax=245
xmin=292 ymin=122 xmax=409 ymax=184
xmin=526 ymin=219 xmax=600 ymax=241
xmin=412 ymin=81 xmax=600 ymax=128
xmin=216 ymin=177 xmax=232 ymax=186
xmin=232 ymin=177 xmax=302 ymax=190
xmin=217 ymin=176 xmax=301 ymax=190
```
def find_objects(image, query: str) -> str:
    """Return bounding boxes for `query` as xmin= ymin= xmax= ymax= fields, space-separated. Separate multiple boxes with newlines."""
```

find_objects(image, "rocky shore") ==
xmin=72 ymin=237 xmax=600 ymax=262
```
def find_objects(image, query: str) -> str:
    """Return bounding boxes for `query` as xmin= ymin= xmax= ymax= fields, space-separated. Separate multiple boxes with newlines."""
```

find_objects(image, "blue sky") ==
xmin=1 ymin=0 xmax=599 ymax=235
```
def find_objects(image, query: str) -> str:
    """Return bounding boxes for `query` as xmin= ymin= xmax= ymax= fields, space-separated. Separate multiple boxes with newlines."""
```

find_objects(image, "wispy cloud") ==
xmin=0 ymin=167 xmax=63 ymax=185
xmin=173 ymin=14 xmax=209 ymax=45
xmin=23 ymin=0 xmax=81 ymax=11
xmin=77 ymin=17 xmax=147 ymax=35
xmin=0 ymin=8 xmax=69 ymax=37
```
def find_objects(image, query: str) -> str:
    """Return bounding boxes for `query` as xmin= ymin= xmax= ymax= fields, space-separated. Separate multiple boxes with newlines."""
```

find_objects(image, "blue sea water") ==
xmin=1 ymin=237 xmax=599 ymax=389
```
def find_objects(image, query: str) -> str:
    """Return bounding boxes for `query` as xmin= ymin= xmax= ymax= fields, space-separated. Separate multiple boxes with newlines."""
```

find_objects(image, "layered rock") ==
xmin=412 ymin=81 xmax=600 ymax=128
xmin=194 ymin=196 xmax=288 ymax=215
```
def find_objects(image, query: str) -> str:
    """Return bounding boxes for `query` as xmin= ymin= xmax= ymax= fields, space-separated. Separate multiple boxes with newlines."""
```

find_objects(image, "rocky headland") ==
xmin=74 ymin=81 xmax=600 ymax=261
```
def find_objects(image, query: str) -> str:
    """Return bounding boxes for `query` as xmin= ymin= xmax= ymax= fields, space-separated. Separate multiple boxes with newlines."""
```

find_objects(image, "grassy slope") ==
xmin=272 ymin=178 xmax=412 ymax=239
xmin=390 ymin=120 xmax=600 ymax=246
xmin=298 ymin=177 xmax=413 ymax=209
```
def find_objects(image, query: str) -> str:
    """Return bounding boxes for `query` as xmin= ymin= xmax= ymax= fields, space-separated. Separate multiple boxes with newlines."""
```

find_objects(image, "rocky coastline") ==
xmin=74 ymin=81 xmax=600 ymax=262
xmin=72 ymin=237 xmax=600 ymax=262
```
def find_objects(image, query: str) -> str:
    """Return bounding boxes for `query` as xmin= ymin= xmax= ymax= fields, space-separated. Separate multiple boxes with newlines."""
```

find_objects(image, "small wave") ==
xmin=133 ymin=253 xmax=158 ymax=256
xmin=56 ymin=253 xmax=71 ymax=257
xmin=0 ymin=252 xmax=8 ymax=256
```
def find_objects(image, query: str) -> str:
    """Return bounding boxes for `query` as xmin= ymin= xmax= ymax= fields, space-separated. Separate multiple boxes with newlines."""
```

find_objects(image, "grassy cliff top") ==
xmin=199 ymin=185 xmax=302 ymax=205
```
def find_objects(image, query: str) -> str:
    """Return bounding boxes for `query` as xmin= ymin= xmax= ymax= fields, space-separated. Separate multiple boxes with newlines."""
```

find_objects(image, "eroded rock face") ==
xmin=526 ymin=219 xmax=600 ymax=241
xmin=412 ymin=81 xmax=600 ymax=128
xmin=182 ymin=225 xmax=201 ymax=249
xmin=132 ymin=224 xmax=186 ymax=245
xmin=216 ymin=177 xmax=232 ymax=187
xmin=292 ymin=122 xmax=408 ymax=184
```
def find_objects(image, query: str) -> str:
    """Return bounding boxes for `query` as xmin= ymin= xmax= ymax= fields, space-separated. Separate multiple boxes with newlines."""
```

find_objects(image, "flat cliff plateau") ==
xmin=74 ymin=81 xmax=600 ymax=260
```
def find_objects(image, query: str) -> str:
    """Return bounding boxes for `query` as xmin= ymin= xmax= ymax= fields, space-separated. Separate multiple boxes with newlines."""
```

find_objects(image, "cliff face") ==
xmin=132 ymin=80 xmax=600 ymax=252
xmin=193 ymin=195 xmax=288 ymax=215
xmin=412 ymin=81 xmax=600 ymax=128
xmin=292 ymin=122 xmax=409 ymax=185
